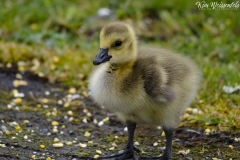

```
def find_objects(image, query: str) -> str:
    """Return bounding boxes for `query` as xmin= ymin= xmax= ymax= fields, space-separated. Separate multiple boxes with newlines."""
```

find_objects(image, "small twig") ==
xmin=29 ymin=91 xmax=37 ymax=101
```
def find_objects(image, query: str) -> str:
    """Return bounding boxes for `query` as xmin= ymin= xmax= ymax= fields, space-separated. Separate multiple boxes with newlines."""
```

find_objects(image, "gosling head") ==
xmin=93 ymin=22 xmax=137 ymax=65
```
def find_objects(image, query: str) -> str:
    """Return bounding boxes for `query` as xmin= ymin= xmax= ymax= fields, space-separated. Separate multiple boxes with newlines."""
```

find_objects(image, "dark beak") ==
xmin=93 ymin=48 xmax=112 ymax=65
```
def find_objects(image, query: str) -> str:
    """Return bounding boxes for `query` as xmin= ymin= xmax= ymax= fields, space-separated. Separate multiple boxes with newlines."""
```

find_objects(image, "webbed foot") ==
xmin=99 ymin=147 xmax=139 ymax=160
xmin=140 ymin=155 xmax=171 ymax=160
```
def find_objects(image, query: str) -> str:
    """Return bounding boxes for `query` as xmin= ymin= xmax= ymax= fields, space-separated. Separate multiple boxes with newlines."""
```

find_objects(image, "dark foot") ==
xmin=99 ymin=122 xmax=139 ymax=160
xmin=99 ymin=148 xmax=138 ymax=160
xmin=140 ymin=155 xmax=171 ymax=160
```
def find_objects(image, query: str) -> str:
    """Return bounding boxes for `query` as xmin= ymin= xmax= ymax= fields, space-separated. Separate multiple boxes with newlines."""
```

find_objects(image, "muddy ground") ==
xmin=0 ymin=68 xmax=239 ymax=160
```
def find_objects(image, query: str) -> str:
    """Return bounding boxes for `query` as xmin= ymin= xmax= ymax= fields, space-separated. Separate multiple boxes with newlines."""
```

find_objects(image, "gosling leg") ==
xmin=140 ymin=127 xmax=173 ymax=160
xmin=161 ymin=127 xmax=173 ymax=160
xmin=99 ymin=121 xmax=139 ymax=160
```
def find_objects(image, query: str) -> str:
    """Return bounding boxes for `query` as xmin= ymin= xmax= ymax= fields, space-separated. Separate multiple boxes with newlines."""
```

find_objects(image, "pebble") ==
xmin=69 ymin=117 xmax=74 ymax=122
xmin=15 ymin=125 xmax=21 ymax=131
xmin=93 ymin=119 xmax=98 ymax=124
xmin=96 ymin=150 xmax=102 ymax=154
xmin=13 ymin=80 xmax=28 ymax=87
xmin=183 ymin=113 xmax=190 ymax=119
xmin=14 ymin=92 xmax=25 ymax=98
xmin=192 ymin=108 xmax=199 ymax=114
xmin=86 ymin=112 xmax=92 ymax=117
xmin=15 ymin=98 xmax=22 ymax=105
xmin=204 ymin=128 xmax=211 ymax=135
xmin=82 ymin=91 xmax=88 ymax=97
xmin=53 ymin=138 xmax=60 ymax=143
xmin=53 ymin=56 xmax=59 ymax=63
xmin=112 ymin=142 xmax=117 ymax=147
xmin=153 ymin=142 xmax=158 ymax=146
xmin=71 ymin=94 xmax=81 ymax=100
xmin=84 ymin=131 xmax=91 ymax=137
xmin=98 ymin=121 xmax=104 ymax=126
xmin=5 ymin=130 xmax=10 ymax=135
xmin=11 ymin=121 xmax=18 ymax=126
xmin=67 ymin=110 xmax=73 ymax=116
xmin=18 ymin=66 xmax=25 ymax=72
xmin=134 ymin=141 xmax=139 ymax=146
xmin=51 ymin=121 xmax=59 ymax=126
xmin=53 ymin=142 xmax=64 ymax=148
xmin=161 ymin=131 xmax=166 ymax=137
xmin=45 ymin=91 xmax=50 ymax=96
xmin=109 ymin=147 xmax=115 ymax=150
xmin=177 ymin=149 xmax=190 ymax=155
xmin=83 ymin=109 xmax=88 ymax=113
xmin=186 ymin=107 xmax=193 ymax=113
xmin=23 ymin=120 xmax=29 ymax=125
xmin=118 ymin=150 xmax=125 ymax=154
xmin=94 ymin=155 xmax=100 ymax=159
xmin=228 ymin=145 xmax=234 ymax=149
xmin=82 ymin=118 xmax=88 ymax=123
xmin=15 ymin=73 xmax=23 ymax=79
xmin=79 ymin=143 xmax=87 ymax=148
xmin=234 ymin=137 xmax=240 ymax=142
xmin=57 ymin=100 xmax=63 ymax=105
xmin=64 ymin=103 xmax=70 ymax=108
xmin=102 ymin=117 xmax=109 ymax=122
xmin=157 ymin=126 xmax=162 ymax=130
xmin=72 ymin=140 xmax=77 ymax=143
xmin=97 ymin=8 xmax=111 ymax=18
xmin=31 ymin=155 xmax=37 ymax=159
xmin=7 ymin=104 xmax=12 ymax=109
xmin=46 ymin=157 xmax=51 ymax=160
xmin=40 ymin=145 xmax=45 ymax=149
xmin=1 ymin=126 xmax=7 ymax=131
xmin=68 ymin=130 xmax=74 ymax=135
xmin=52 ymin=128 xmax=58 ymax=133
xmin=68 ymin=87 xmax=76 ymax=94
xmin=12 ymin=89 xmax=18 ymax=94
xmin=0 ymin=144 xmax=6 ymax=147
xmin=6 ymin=62 xmax=12 ymax=68
xmin=66 ymin=141 xmax=73 ymax=146
xmin=42 ymin=98 xmax=49 ymax=104
xmin=43 ymin=105 xmax=49 ymax=109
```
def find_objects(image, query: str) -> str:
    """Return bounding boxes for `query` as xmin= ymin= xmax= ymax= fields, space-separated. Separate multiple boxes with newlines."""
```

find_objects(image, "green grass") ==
xmin=0 ymin=0 xmax=240 ymax=131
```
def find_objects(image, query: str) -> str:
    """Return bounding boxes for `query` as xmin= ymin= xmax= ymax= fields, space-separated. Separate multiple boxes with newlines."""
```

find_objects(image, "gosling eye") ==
xmin=113 ymin=40 xmax=122 ymax=48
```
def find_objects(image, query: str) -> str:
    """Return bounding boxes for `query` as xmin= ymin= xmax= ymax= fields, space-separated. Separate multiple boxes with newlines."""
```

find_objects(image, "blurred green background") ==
xmin=0 ymin=0 xmax=240 ymax=130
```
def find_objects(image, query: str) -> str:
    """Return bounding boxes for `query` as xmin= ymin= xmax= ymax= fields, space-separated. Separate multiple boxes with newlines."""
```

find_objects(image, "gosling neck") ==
xmin=109 ymin=50 xmax=137 ymax=72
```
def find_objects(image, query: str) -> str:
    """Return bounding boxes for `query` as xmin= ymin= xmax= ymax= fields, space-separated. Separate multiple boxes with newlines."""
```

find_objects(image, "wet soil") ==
xmin=0 ymin=68 xmax=239 ymax=160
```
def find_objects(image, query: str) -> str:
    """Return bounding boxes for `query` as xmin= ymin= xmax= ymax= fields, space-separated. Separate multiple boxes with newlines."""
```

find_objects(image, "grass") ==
xmin=0 ymin=0 xmax=240 ymax=131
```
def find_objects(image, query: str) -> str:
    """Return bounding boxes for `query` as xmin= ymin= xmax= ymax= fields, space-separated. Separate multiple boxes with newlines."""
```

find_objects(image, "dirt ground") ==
xmin=0 ymin=68 xmax=239 ymax=160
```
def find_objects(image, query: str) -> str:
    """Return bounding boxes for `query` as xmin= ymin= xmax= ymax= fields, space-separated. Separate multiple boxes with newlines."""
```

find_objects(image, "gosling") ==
xmin=89 ymin=22 xmax=202 ymax=160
